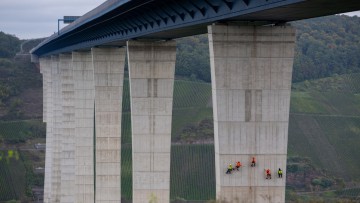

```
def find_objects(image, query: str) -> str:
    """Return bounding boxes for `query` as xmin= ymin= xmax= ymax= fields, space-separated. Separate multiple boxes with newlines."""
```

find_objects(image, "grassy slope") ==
xmin=0 ymin=120 xmax=45 ymax=201
xmin=121 ymin=73 xmax=360 ymax=200
xmin=288 ymin=73 xmax=360 ymax=182
xmin=0 ymin=151 xmax=26 ymax=201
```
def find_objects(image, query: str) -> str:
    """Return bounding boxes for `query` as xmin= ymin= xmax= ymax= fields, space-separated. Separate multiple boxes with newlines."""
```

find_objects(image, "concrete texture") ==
xmin=127 ymin=40 xmax=176 ymax=203
xmin=208 ymin=24 xmax=295 ymax=203
xmin=39 ymin=57 xmax=53 ymax=203
xmin=72 ymin=51 xmax=95 ymax=203
xmin=92 ymin=47 xmax=125 ymax=202
xmin=59 ymin=53 xmax=76 ymax=203
xmin=51 ymin=55 xmax=62 ymax=202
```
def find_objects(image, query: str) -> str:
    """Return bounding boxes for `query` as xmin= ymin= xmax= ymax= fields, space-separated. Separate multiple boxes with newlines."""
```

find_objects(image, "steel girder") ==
xmin=32 ymin=0 xmax=360 ymax=56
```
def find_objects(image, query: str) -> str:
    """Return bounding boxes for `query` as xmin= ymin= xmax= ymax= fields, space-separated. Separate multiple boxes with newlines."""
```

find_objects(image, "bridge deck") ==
xmin=32 ymin=0 xmax=360 ymax=57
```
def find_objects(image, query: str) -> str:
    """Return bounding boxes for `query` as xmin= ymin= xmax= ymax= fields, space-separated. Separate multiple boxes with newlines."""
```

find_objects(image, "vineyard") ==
xmin=336 ymin=187 xmax=360 ymax=200
xmin=120 ymin=144 xmax=216 ymax=201
xmin=288 ymin=75 xmax=360 ymax=181
xmin=0 ymin=150 xmax=26 ymax=202
xmin=0 ymin=120 xmax=45 ymax=144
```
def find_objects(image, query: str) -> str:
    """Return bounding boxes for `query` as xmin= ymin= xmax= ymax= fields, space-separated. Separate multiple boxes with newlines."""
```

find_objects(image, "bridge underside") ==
xmin=31 ymin=0 xmax=360 ymax=57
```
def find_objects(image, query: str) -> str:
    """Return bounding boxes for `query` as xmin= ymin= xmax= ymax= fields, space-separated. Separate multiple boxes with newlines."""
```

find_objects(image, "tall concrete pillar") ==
xmin=59 ymin=53 xmax=76 ymax=203
xmin=72 ymin=51 xmax=95 ymax=203
xmin=208 ymin=24 xmax=295 ymax=202
xmin=39 ymin=57 xmax=53 ymax=203
xmin=92 ymin=47 xmax=125 ymax=202
xmin=39 ymin=58 xmax=49 ymax=123
xmin=51 ymin=55 xmax=62 ymax=202
xmin=127 ymin=40 xmax=176 ymax=203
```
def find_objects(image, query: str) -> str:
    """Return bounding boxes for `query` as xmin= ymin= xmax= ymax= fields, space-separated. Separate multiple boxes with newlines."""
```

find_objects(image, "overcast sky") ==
xmin=0 ymin=0 xmax=359 ymax=40
xmin=0 ymin=0 xmax=105 ymax=39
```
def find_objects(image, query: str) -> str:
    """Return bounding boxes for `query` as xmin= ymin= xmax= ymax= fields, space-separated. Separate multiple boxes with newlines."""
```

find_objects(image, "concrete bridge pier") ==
xmin=59 ymin=53 xmax=75 ymax=203
xmin=127 ymin=40 xmax=176 ymax=203
xmin=92 ymin=47 xmax=125 ymax=202
xmin=39 ymin=57 xmax=53 ymax=203
xmin=208 ymin=24 xmax=295 ymax=203
xmin=51 ymin=55 xmax=62 ymax=202
xmin=72 ymin=51 xmax=95 ymax=203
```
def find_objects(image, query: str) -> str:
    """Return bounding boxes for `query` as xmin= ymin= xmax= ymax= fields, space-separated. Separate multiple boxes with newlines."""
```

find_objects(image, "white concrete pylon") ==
xmin=39 ymin=58 xmax=49 ymax=123
xmin=72 ymin=51 xmax=95 ymax=203
xmin=92 ymin=47 xmax=125 ymax=202
xmin=208 ymin=24 xmax=295 ymax=202
xmin=127 ymin=40 xmax=176 ymax=203
xmin=51 ymin=55 xmax=63 ymax=202
xmin=59 ymin=53 xmax=76 ymax=203
xmin=39 ymin=57 xmax=53 ymax=203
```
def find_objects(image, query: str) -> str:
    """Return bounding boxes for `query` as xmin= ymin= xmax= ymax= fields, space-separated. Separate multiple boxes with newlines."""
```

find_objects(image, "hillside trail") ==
xmin=296 ymin=115 xmax=349 ymax=180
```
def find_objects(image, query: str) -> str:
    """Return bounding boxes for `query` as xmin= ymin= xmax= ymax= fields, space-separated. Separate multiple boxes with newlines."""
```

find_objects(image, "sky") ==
xmin=0 ymin=0 xmax=105 ymax=39
xmin=0 ymin=0 xmax=359 ymax=40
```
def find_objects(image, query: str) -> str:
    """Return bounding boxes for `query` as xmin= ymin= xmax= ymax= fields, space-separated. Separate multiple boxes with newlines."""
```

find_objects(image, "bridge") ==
xmin=31 ymin=0 xmax=360 ymax=202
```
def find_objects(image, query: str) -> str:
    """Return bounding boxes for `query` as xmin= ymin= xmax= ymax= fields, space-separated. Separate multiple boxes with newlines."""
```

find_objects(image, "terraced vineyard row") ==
xmin=121 ymin=79 xmax=212 ymax=112
xmin=170 ymin=144 xmax=215 ymax=200
xmin=120 ymin=144 xmax=215 ymax=201
xmin=0 ymin=120 xmax=44 ymax=143
xmin=0 ymin=152 xmax=18 ymax=201
xmin=336 ymin=187 xmax=360 ymax=199
xmin=173 ymin=80 xmax=212 ymax=108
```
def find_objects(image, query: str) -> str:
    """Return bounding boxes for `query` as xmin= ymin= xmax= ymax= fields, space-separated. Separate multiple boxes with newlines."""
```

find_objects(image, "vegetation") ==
xmin=0 ymin=151 xmax=26 ymax=202
xmin=170 ymin=145 xmax=215 ymax=200
xmin=20 ymin=151 xmax=44 ymax=197
xmin=0 ymin=120 xmax=45 ymax=144
xmin=176 ymin=35 xmax=210 ymax=82
xmin=292 ymin=15 xmax=360 ymax=82
xmin=0 ymin=32 xmax=20 ymax=58
xmin=175 ymin=15 xmax=360 ymax=83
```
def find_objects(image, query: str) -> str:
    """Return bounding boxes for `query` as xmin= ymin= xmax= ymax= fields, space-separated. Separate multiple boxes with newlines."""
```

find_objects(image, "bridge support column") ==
xmin=92 ymin=47 xmax=125 ymax=202
xmin=72 ymin=51 xmax=95 ymax=203
xmin=127 ymin=40 xmax=176 ymax=203
xmin=59 ymin=53 xmax=75 ymax=203
xmin=51 ymin=55 xmax=63 ymax=202
xmin=39 ymin=57 xmax=54 ymax=203
xmin=208 ymin=24 xmax=295 ymax=203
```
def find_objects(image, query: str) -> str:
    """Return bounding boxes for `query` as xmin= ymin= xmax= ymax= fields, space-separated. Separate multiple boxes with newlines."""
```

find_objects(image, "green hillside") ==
xmin=0 ymin=150 xmax=26 ymax=202
xmin=289 ymin=73 xmax=360 ymax=182
xmin=175 ymin=15 xmax=360 ymax=83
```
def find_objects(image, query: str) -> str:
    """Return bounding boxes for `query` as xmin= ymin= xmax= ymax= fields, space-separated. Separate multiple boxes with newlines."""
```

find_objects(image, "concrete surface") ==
xmin=51 ymin=55 xmax=62 ymax=202
xmin=59 ymin=53 xmax=76 ymax=203
xmin=72 ymin=51 xmax=95 ymax=203
xmin=208 ymin=24 xmax=295 ymax=203
xmin=127 ymin=40 xmax=176 ymax=203
xmin=92 ymin=47 xmax=125 ymax=202
xmin=39 ymin=57 xmax=53 ymax=203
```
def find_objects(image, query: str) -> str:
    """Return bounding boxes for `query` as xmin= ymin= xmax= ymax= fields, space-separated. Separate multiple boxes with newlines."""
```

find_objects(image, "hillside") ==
xmin=175 ymin=15 xmax=360 ymax=83
xmin=289 ymin=74 xmax=360 ymax=180
xmin=0 ymin=32 xmax=42 ymax=120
